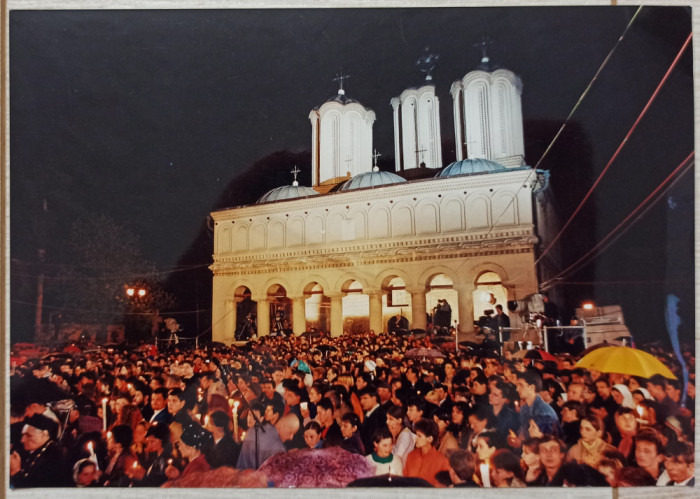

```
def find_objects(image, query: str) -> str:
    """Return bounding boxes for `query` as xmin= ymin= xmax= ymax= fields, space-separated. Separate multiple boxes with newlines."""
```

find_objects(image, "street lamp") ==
xmin=582 ymin=301 xmax=594 ymax=311
xmin=126 ymin=287 xmax=147 ymax=298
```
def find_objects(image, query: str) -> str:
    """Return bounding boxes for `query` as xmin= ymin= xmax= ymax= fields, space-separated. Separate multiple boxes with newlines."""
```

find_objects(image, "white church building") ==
xmin=210 ymin=55 xmax=557 ymax=343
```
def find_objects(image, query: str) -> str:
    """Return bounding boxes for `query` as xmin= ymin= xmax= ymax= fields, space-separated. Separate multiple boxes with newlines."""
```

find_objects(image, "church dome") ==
xmin=257 ymin=183 xmax=319 ymax=204
xmin=339 ymin=169 xmax=407 ymax=191
xmin=437 ymin=158 xmax=506 ymax=177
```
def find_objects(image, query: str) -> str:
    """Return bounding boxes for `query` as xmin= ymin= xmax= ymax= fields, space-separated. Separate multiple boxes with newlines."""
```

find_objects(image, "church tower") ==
xmin=390 ymin=84 xmax=443 ymax=171
xmin=449 ymin=50 xmax=525 ymax=167
xmin=309 ymin=75 xmax=376 ymax=188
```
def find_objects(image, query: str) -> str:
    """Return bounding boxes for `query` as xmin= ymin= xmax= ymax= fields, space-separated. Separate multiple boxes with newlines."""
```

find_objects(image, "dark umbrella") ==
xmin=11 ymin=376 xmax=74 ymax=406
xmin=258 ymin=447 xmax=373 ymax=487
xmin=347 ymin=474 xmax=433 ymax=487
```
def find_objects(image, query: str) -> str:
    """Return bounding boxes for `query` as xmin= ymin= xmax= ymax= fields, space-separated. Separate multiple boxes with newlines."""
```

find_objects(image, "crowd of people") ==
xmin=8 ymin=329 xmax=695 ymax=488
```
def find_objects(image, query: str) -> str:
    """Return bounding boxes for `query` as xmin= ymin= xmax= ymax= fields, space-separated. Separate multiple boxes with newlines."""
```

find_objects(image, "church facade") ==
xmin=210 ymin=56 xmax=556 ymax=343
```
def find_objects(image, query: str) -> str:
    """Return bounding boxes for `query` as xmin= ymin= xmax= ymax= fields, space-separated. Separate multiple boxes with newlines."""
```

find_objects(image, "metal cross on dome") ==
xmin=333 ymin=72 xmax=351 ymax=95
xmin=474 ymin=37 xmax=493 ymax=64
xmin=291 ymin=166 xmax=300 ymax=182
xmin=373 ymin=149 xmax=381 ymax=169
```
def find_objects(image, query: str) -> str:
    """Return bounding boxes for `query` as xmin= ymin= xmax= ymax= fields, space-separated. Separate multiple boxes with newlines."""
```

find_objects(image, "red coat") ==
xmin=403 ymin=445 xmax=450 ymax=487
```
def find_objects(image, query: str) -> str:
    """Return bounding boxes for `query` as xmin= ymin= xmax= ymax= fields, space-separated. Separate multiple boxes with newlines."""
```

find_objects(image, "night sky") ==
xmin=9 ymin=6 xmax=694 ymax=344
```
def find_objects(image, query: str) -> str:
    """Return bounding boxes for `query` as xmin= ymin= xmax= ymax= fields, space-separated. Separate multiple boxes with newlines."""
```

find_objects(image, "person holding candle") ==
xmin=206 ymin=410 xmax=241 ymax=468
xmin=164 ymin=424 xmax=214 ymax=482
xmin=365 ymin=427 xmax=403 ymax=476
xmin=132 ymin=423 xmax=171 ymax=487
xmin=100 ymin=424 xmax=137 ymax=487
xmin=403 ymin=419 xmax=450 ymax=487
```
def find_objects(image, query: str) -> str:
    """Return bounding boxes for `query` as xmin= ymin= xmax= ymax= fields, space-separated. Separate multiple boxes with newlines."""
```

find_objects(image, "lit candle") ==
xmin=101 ymin=398 xmax=108 ymax=431
xmin=204 ymin=415 xmax=210 ymax=427
xmin=132 ymin=461 xmax=138 ymax=470
xmin=197 ymin=387 xmax=203 ymax=402
xmin=127 ymin=383 xmax=133 ymax=391
xmin=480 ymin=463 xmax=491 ymax=487
xmin=195 ymin=414 xmax=201 ymax=422
xmin=86 ymin=441 xmax=99 ymax=470
xmin=233 ymin=400 xmax=240 ymax=442
xmin=636 ymin=406 xmax=643 ymax=417
xmin=240 ymin=431 xmax=246 ymax=441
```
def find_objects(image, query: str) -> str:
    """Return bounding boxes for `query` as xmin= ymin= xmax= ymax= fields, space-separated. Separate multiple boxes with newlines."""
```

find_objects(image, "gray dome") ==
xmin=437 ymin=158 xmax=506 ymax=177
xmin=257 ymin=184 xmax=319 ymax=204
xmin=339 ymin=170 xmax=407 ymax=191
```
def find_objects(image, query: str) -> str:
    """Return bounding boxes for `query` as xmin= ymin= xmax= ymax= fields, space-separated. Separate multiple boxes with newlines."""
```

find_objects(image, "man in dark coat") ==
xmin=358 ymin=387 xmax=388 ymax=454
xmin=10 ymin=414 xmax=67 ymax=488
xmin=207 ymin=410 xmax=241 ymax=468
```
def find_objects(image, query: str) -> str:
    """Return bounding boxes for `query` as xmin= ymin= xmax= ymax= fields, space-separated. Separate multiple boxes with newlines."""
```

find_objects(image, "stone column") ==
xmin=368 ymin=289 xmax=383 ymax=334
xmin=328 ymin=293 xmax=343 ymax=337
xmin=224 ymin=299 xmax=237 ymax=343
xmin=291 ymin=295 xmax=307 ymax=336
xmin=407 ymin=287 xmax=427 ymax=331
xmin=254 ymin=296 xmax=270 ymax=337
xmin=454 ymin=283 xmax=475 ymax=339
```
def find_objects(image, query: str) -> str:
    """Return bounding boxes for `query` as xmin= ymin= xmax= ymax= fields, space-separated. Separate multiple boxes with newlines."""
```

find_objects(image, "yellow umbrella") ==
xmin=575 ymin=345 xmax=677 ymax=379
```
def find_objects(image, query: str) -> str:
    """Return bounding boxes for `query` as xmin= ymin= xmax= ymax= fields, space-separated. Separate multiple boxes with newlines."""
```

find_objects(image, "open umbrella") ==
xmin=258 ymin=447 xmax=373 ymax=487
xmin=575 ymin=346 xmax=676 ymax=379
xmin=347 ymin=474 xmax=433 ymax=487
xmin=11 ymin=376 xmax=75 ymax=407
xmin=163 ymin=466 xmax=268 ymax=488
xmin=513 ymin=348 xmax=559 ymax=364
xmin=405 ymin=347 xmax=445 ymax=360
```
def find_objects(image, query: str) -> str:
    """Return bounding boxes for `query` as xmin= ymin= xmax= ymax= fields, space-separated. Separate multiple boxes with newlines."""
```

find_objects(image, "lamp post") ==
xmin=125 ymin=285 xmax=148 ymax=343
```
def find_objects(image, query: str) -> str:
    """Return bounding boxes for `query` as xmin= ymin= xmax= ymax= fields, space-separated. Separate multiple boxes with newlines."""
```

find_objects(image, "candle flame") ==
xmin=167 ymin=458 xmax=173 ymax=465
xmin=241 ymin=431 xmax=246 ymax=441
xmin=132 ymin=461 xmax=138 ymax=469
xmin=636 ymin=406 xmax=643 ymax=417
xmin=234 ymin=400 xmax=240 ymax=409
xmin=102 ymin=398 xmax=108 ymax=403
xmin=87 ymin=441 xmax=93 ymax=452
xmin=204 ymin=415 xmax=210 ymax=426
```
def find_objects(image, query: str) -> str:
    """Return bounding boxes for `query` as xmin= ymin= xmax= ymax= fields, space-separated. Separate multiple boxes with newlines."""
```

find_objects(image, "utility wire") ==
xmin=541 ymin=152 xmax=694 ymax=288
xmin=11 ymin=299 xmax=210 ymax=317
xmin=532 ymin=31 xmax=693 ymax=271
xmin=485 ymin=6 xmax=644 ymax=235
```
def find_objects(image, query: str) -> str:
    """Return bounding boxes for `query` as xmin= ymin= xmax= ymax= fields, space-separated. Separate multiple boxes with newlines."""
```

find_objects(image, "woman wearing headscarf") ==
xmin=611 ymin=384 xmax=636 ymax=409
xmin=165 ymin=423 xmax=214 ymax=481
xmin=73 ymin=458 xmax=99 ymax=487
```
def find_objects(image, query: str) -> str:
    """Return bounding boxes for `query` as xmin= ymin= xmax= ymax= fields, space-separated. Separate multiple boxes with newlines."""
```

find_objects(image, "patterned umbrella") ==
xmin=162 ymin=466 xmax=268 ymax=488
xmin=404 ymin=347 xmax=445 ymax=360
xmin=258 ymin=447 xmax=373 ymax=487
